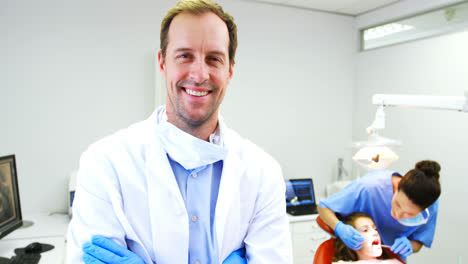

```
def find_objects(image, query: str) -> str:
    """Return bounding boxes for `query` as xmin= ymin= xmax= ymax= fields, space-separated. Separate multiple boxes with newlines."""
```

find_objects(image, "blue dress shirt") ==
xmin=168 ymin=155 xmax=223 ymax=264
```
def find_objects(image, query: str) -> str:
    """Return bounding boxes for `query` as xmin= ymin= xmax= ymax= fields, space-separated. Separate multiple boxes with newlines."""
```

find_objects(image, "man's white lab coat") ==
xmin=67 ymin=110 xmax=292 ymax=263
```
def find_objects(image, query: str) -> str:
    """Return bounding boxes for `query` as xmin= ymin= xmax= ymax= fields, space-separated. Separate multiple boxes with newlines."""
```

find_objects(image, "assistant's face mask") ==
xmin=397 ymin=208 xmax=430 ymax=227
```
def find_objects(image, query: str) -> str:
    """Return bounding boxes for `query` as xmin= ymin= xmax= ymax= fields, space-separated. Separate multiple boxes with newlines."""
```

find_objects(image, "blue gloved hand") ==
xmin=222 ymin=247 xmax=247 ymax=264
xmin=334 ymin=221 xmax=365 ymax=250
xmin=390 ymin=236 xmax=413 ymax=257
xmin=82 ymin=235 xmax=145 ymax=264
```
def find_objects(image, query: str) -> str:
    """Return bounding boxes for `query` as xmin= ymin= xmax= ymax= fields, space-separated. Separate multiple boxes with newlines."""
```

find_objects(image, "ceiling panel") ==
xmin=246 ymin=0 xmax=402 ymax=16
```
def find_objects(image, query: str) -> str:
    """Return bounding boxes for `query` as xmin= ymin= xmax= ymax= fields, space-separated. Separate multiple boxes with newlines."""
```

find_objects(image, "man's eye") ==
xmin=176 ymin=53 xmax=192 ymax=60
xmin=208 ymin=57 xmax=220 ymax=62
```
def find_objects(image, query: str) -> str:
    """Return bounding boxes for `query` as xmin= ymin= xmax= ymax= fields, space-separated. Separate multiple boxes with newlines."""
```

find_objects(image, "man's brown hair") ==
xmin=160 ymin=0 xmax=238 ymax=64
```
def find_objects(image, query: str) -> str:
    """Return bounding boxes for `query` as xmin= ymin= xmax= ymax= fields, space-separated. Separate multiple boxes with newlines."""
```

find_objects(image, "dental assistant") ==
xmin=318 ymin=160 xmax=441 ymax=261
xmin=66 ymin=0 xmax=292 ymax=263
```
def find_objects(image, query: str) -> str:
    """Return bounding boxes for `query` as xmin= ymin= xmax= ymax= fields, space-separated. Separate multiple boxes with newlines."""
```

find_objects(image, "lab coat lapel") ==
xmin=215 ymin=140 xmax=246 ymax=262
xmin=145 ymin=135 xmax=189 ymax=264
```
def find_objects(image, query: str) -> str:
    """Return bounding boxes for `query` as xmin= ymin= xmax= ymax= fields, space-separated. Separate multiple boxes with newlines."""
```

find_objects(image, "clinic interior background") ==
xmin=1 ymin=0 xmax=467 ymax=262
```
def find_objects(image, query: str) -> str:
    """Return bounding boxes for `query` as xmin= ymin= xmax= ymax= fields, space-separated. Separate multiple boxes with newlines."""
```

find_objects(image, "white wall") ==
xmin=219 ymin=1 xmax=356 ymax=200
xmin=1 ymin=0 xmax=355 ymax=214
xmin=0 ymin=0 xmax=168 ymax=213
xmin=355 ymin=1 xmax=468 ymax=262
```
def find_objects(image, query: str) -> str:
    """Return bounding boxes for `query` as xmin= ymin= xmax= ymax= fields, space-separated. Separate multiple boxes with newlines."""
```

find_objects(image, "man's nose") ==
xmin=188 ymin=59 xmax=209 ymax=83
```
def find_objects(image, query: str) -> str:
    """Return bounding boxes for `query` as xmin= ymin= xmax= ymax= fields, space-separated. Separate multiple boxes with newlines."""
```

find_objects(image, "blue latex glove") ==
xmin=390 ymin=236 xmax=413 ymax=257
xmin=82 ymin=235 xmax=145 ymax=264
xmin=222 ymin=248 xmax=247 ymax=264
xmin=334 ymin=221 xmax=365 ymax=250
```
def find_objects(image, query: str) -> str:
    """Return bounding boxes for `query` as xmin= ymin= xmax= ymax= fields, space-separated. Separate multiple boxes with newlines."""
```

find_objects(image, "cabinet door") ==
xmin=291 ymin=219 xmax=332 ymax=264
xmin=293 ymin=232 xmax=316 ymax=258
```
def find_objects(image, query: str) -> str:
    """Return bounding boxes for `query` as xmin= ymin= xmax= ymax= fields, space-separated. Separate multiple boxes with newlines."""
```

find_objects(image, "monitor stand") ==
xmin=20 ymin=220 xmax=34 ymax=229
xmin=0 ymin=257 xmax=11 ymax=264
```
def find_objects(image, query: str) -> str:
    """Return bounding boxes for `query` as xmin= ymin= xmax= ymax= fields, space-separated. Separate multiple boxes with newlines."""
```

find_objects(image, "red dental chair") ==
xmin=313 ymin=216 xmax=405 ymax=264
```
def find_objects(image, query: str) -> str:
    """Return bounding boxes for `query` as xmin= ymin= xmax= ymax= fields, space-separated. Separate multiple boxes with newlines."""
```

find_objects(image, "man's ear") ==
xmin=228 ymin=61 xmax=235 ymax=81
xmin=157 ymin=49 xmax=166 ymax=76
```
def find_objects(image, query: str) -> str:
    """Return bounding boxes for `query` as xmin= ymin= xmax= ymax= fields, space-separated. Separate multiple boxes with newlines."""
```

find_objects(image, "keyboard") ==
xmin=10 ymin=254 xmax=41 ymax=264
xmin=287 ymin=205 xmax=318 ymax=216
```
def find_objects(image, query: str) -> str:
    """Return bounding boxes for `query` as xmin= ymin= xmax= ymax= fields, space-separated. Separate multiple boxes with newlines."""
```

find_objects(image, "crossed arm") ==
xmin=82 ymin=235 xmax=246 ymax=264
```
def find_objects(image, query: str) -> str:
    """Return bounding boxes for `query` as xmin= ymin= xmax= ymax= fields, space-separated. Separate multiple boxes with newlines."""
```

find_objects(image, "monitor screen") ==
xmin=285 ymin=178 xmax=315 ymax=207
xmin=0 ymin=155 xmax=22 ymax=239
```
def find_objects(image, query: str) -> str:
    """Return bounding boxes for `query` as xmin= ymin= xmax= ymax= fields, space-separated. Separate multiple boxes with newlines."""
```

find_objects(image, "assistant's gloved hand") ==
xmin=222 ymin=247 xmax=247 ymax=264
xmin=82 ymin=235 xmax=145 ymax=264
xmin=390 ymin=236 xmax=413 ymax=257
xmin=334 ymin=221 xmax=365 ymax=250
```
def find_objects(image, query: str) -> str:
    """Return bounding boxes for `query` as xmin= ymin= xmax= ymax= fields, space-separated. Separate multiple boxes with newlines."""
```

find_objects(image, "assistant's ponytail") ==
xmin=399 ymin=160 xmax=441 ymax=209
xmin=415 ymin=160 xmax=441 ymax=180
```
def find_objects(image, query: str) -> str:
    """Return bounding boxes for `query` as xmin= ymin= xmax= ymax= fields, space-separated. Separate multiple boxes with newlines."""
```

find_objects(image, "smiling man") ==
xmin=66 ymin=1 xmax=292 ymax=264
xmin=161 ymin=10 xmax=232 ymax=138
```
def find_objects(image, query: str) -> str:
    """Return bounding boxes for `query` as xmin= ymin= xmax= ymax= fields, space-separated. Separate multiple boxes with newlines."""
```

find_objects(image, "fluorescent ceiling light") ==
xmin=361 ymin=1 xmax=468 ymax=50
xmin=364 ymin=23 xmax=414 ymax=40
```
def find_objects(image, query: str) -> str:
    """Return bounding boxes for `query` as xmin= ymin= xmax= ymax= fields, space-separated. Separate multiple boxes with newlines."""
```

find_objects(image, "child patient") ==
xmin=333 ymin=212 xmax=403 ymax=263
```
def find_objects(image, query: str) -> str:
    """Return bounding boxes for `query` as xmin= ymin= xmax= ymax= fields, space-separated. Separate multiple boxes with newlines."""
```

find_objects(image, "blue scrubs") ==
xmin=319 ymin=170 xmax=438 ymax=259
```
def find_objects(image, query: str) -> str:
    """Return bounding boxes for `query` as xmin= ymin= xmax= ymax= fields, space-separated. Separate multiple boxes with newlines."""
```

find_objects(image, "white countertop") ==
xmin=7 ymin=212 xmax=70 ymax=239
xmin=0 ymin=212 xmax=70 ymax=264
xmin=288 ymin=213 xmax=318 ymax=223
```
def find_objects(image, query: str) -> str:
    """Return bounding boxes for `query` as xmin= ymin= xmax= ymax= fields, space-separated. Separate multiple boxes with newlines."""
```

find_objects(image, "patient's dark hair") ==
xmin=399 ymin=160 xmax=441 ymax=209
xmin=333 ymin=212 xmax=390 ymax=262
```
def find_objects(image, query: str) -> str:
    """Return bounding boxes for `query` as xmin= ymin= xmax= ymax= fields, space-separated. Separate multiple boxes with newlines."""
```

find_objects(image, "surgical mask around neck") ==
xmin=397 ymin=208 xmax=430 ymax=227
xmin=154 ymin=106 xmax=228 ymax=170
xmin=155 ymin=106 xmax=225 ymax=146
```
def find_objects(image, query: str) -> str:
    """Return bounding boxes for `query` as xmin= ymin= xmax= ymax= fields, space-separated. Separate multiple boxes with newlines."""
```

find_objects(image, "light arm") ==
xmin=354 ymin=90 xmax=467 ymax=170
xmin=372 ymin=91 xmax=468 ymax=112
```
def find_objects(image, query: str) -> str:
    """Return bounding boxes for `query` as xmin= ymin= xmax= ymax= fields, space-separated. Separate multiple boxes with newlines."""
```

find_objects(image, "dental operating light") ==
xmin=353 ymin=90 xmax=468 ymax=170
xmin=353 ymin=104 xmax=401 ymax=170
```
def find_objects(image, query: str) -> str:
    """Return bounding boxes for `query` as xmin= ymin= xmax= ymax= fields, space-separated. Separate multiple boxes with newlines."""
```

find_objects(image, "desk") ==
xmin=0 ymin=213 xmax=70 ymax=264
xmin=2 ymin=213 xmax=325 ymax=263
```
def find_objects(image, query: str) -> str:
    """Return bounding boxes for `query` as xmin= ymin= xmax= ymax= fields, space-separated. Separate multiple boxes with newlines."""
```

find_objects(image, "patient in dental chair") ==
xmin=333 ymin=212 xmax=403 ymax=263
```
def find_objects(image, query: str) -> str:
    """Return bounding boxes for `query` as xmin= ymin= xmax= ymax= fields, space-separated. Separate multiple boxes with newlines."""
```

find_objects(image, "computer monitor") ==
xmin=285 ymin=178 xmax=318 ymax=215
xmin=0 ymin=155 xmax=22 ymax=239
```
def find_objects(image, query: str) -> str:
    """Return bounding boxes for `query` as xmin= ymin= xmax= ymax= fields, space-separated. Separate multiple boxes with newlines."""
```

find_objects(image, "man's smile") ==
xmin=185 ymin=88 xmax=209 ymax=97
